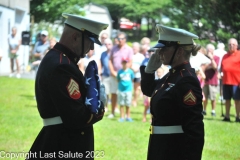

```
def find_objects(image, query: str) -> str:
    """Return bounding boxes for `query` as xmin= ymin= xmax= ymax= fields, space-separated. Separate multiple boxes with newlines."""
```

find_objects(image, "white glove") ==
xmin=100 ymin=83 xmax=107 ymax=106
xmin=145 ymin=52 xmax=162 ymax=73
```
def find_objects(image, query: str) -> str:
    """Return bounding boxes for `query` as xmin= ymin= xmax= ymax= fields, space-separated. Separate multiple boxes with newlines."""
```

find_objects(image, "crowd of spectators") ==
xmin=88 ymin=32 xmax=169 ymax=122
xmin=6 ymin=28 xmax=240 ymax=123
xmin=189 ymin=39 xmax=240 ymax=122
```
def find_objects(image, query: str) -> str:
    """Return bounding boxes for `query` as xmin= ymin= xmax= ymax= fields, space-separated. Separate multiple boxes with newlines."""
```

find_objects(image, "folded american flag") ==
xmin=84 ymin=60 xmax=101 ymax=113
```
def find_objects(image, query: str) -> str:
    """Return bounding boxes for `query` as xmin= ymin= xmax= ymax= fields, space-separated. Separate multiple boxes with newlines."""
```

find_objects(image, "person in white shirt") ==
xmin=131 ymin=42 xmax=145 ymax=107
xmin=214 ymin=42 xmax=227 ymax=71
xmin=78 ymin=49 xmax=100 ymax=74
xmin=94 ymin=32 xmax=108 ymax=60
xmin=213 ymin=43 xmax=227 ymax=102
xmin=190 ymin=46 xmax=211 ymax=71
xmin=8 ymin=26 xmax=21 ymax=78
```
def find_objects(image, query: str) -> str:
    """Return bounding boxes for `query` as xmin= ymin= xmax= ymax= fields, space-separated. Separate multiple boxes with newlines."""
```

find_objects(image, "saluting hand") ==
xmin=145 ymin=51 xmax=162 ymax=73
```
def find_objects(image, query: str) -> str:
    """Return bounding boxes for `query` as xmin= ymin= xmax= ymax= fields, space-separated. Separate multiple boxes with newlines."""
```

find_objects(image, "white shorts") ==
xmin=109 ymin=76 xmax=118 ymax=94
xmin=117 ymin=91 xmax=132 ymax=107
xmin=101 ymin=76 xmax=111 ymax=95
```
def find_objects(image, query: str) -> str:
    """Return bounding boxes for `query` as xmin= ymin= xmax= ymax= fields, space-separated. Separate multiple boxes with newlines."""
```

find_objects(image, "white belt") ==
xmin=43 ymin=116 xmax=63 ymax=126
xmin=150 ymin=125 xmax=184 ymax=134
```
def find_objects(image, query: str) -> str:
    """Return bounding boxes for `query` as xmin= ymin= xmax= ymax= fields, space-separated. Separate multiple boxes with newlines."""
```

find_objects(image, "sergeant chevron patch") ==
xmin=183 ymin=90 xmax=196 ymax=105
xmin=66 ymin=78 xmax=81 ymax=99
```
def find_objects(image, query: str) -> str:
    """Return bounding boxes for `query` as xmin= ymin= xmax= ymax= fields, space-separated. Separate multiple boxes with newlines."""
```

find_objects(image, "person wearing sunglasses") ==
xmin=221 ymin=38 xmax=240 ymax=122
xmin=26 ymin=13 xmax=108 ymax=159
xmin=108 ymin=32 xmax=134 ymax=119
xmin=140 ymin=25 xmax=204 ymax=160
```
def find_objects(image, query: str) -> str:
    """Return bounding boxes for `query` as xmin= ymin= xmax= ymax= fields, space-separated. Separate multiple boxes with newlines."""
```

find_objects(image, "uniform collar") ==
xmin=53 ymin=42 xmax=79 ymax=63
xmin=169 ymin=61 xmax=191 ymax=74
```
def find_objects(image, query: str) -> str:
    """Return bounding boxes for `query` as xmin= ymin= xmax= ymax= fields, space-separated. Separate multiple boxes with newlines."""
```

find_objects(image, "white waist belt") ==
xmin=150 ymin=125 xmax=184 ymax=134
xmin=43 ymin=116 xmax=63 ymax=126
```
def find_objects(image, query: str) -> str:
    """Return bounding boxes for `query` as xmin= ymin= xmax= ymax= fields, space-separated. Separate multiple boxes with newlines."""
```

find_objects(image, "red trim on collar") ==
xmin=67 ymin=56 xmax=70 ymax=64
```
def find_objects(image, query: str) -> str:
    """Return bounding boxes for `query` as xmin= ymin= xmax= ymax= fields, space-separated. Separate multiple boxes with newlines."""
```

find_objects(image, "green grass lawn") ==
xmin=0 ymin=76 xmax=240 ymax=160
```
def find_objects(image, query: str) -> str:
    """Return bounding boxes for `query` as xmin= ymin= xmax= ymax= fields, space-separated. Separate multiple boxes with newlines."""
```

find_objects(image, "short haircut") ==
xmin=104 ymin=38 xmax=112 ymax=44
xmin=140 ymin=37 xmax=150 ymax=45
xmin=100 ymin=32 xmax=108 ymax=37
xmin=217 ymin=43 xmax=225 ymax=49
xmin=206 ymin=43 xmax=215 ymax=50
xmin=228 ymin=38 xmax=238 ymax=45
xmin=132 ymin=42 xmax=140 ymax=47
xmin=117 ymin=32 xmax=127 ymax=39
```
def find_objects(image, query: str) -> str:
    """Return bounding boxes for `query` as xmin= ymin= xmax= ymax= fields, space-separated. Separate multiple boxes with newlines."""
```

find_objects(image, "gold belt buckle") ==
xmin=149 ymin=126 xmax=153 ymax=134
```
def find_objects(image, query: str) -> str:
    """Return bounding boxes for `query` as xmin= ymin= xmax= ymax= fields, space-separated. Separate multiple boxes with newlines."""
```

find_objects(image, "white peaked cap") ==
xmin=153 ymin=24 xmax=199 ymax=48
xmin=62 ymin=13 xmax=108 ymax=45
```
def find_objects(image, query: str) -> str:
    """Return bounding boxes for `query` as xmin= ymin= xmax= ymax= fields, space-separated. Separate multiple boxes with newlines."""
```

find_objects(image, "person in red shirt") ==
xmin=221 ymin=38 xmax=240 ymax=122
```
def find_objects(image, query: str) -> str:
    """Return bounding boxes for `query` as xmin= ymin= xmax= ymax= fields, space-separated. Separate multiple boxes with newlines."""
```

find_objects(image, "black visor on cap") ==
xmin=158 ymin=40 xmax=179 ymax=47
xmin=89 ymin=37 xmax=101 ymax=46
xmin=153 ymin=43 xmax=165 ymax=48
xmin=147 ymin=47 xmax=157 ymax=52
xmin=82 ymin=29 xmax=101 ymax=46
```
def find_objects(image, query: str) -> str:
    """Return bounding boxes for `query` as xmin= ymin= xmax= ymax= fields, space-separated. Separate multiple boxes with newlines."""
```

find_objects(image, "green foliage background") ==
xmin=30 ymin=0 xmax=240 ymax=46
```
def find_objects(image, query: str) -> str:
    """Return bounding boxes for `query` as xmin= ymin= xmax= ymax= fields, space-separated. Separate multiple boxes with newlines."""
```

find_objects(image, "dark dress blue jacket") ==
xmin=27 ymin=43 xmax=104 ymax=160
xmin=140 ymin=62 xmax=204 ymax=160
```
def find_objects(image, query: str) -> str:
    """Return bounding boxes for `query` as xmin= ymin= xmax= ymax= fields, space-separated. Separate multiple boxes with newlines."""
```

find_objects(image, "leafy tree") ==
xmin=30 ymin=0 xmax=170 ymax=39
xmin=30 ymin=0 xmax=87 ymax=23
xmin=30 ymin=0 xmax=88 ymax=42
xmin=31 ymin=0 xmax=240 ymax=44
xmin=95 ymin=0 xmax=171 ymax=38
xmin=162 ymin=0 xmax=240 ymax=44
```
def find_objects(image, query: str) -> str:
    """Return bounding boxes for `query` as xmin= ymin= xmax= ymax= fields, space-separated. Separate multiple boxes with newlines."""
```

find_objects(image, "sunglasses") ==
xmin=118 ymin=38 xmax=125 ymax=41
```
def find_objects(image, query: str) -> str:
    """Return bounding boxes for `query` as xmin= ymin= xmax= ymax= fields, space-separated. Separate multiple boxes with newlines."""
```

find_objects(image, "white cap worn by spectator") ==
xmin=41 ymin=30 xmax=48 ymax=36
xmin=62 ymin=13 xmax=108 ymax=46
xmin=145 ymin=25 xmax=199 ymax=73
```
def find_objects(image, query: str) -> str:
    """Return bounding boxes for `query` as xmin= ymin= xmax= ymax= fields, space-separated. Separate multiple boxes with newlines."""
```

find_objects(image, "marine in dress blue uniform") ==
xmin=27 ymin=13 xmax=108 ymax=160
xmin=140 ymin=25 xmax=204 ymax=160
